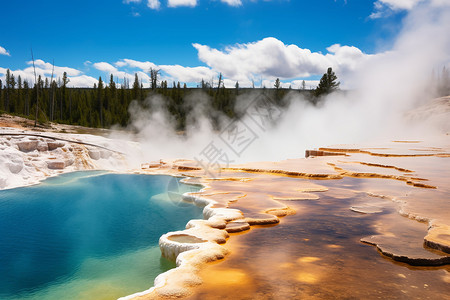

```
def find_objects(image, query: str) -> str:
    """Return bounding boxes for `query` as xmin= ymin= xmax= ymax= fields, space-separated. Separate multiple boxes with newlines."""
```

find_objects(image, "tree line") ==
xmin=0 ymin=70 xmax=136 ymax=128
xmin=0 ymin=67 xmax=346 ymax=130
xmin=0 ymin=71 xmax=305 ymax=130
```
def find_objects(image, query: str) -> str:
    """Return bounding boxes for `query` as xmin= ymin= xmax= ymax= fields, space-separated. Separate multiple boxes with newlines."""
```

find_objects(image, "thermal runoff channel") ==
xmin=0 ymin=171 xmax=203 ymax=300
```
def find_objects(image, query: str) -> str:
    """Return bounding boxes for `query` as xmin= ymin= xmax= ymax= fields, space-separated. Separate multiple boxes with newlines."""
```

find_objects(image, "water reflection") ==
xmin=188 ymin=177 xmax=450 ymax=299
xmin=0 ymin=172 xmax=202 ymax=300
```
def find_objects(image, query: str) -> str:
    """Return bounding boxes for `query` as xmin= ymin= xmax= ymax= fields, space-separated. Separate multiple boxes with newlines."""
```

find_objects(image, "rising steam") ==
xmin=113 ymin=2 xmax=450 ymax=166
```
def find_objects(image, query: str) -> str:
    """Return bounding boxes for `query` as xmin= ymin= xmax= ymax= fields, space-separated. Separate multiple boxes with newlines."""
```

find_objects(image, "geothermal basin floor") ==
xmin=136 ymin=137 xmax=450 ymax=299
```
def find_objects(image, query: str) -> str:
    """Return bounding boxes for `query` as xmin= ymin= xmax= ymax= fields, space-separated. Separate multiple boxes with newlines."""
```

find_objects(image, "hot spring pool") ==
xmin=0 ymin=171 xmax=203 ymax=300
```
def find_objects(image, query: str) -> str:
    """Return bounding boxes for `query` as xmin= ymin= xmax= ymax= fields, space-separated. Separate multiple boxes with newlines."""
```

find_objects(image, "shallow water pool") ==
xmin=0 ymin=171 xmax=203 ymax=300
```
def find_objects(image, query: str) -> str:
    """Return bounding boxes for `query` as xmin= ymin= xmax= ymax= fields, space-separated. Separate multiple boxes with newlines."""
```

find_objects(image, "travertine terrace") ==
xmin=0 ymin=126 xmax=132 ymax=189
xmin=130 ymin=136 xmax=450 ymax=299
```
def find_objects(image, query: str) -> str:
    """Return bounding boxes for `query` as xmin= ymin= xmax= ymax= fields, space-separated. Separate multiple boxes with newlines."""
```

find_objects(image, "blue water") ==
xmin=0 ymin=172 xmax=203 ymax=300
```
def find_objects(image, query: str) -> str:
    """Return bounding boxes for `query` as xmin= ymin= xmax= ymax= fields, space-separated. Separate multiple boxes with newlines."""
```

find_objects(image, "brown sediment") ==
xmin=318 ymin=146 xmax=449 ymax=157
xmin=129 ymin=137 xmax=450 ymax=299
xmin=175 ymin=165 xmax=203 ymax=171
xmin=304 ymin=149 xmax=348 ymax=158
xmin=225 ymin=167 xmax=343 ymax=179
xmin=326 ymin=160 xmax=438 ymax=189
xmin=407 ymin=181 xmax=437 ymax=189
xmin=358 ymin=161 xmax=414 ymax=173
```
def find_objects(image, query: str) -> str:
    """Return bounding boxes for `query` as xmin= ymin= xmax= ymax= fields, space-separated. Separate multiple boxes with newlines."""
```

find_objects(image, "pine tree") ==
xmin=314 ymin=67 xmax=339 ymax=97
xmin=0 ymin=79 xmax=2 ymax=110
xmin=140 ymin=81 xmax=145 ymax=101
xmin=274 ymin=78 xmax=281 ymax=89
xmin=132 ymin=73 xmax=140 ymax=99
xmin=109 ymin=74 xmax=116 ymax=91
xmin=50 ymin=80 xmax=56 ymax=121
xmin=23 ymin=80 xmax=30 ymax=115
xmin=97 ymin=77 xmax=104 ymax=127
xmin=5 ymin=69 xmax=15 ymax=112
xmin=61 ymin=72 xmax=69 ymax=120
xmin=17 ymin=76 xmax=23 ymax=115
xmin=217 ymin=73 xmax=223 ymax=89
xmin=149 ymin=68 xmax=160 ymax=90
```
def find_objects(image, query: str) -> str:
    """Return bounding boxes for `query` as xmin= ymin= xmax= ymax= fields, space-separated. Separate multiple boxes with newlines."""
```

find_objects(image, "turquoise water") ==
xmin=0 ymin=172 xmax=203 ymax=300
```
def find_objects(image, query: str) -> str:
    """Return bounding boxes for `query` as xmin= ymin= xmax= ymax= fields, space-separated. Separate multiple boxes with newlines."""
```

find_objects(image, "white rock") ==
xmin=100 ymin=150 xmax=112 ymax=159
xmin=88 ymin=150 xmax=101 ymax=160
xmin=16 ymin=140 xmax=38 ymax=152
xmin=7 ymin=161 xmax=23 ymax=174
xmin=47 ymin=141 xmax=65 ymax=151
xmin=37 ymin=141 xmax=49 ymax=151
xmin=47 ymin=161 xmax=65 ymax=170
xmin=0 ymin=128 xmax=134 ymax=190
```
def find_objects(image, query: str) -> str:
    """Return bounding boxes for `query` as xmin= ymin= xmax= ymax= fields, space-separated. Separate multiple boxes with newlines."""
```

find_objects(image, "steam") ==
xmin=114 ymin=2 xmax=450 ymax=166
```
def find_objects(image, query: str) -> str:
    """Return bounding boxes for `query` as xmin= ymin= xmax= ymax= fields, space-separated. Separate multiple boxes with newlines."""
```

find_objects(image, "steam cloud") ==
xmin=114 ymin=1 xmax=450 ymax=167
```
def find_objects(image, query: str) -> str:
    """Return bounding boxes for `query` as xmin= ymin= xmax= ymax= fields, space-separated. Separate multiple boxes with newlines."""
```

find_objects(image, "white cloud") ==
xmin=160 ymin=65 xmax=217 ymax=82
xmin=167 ymin=0 xmax=197 ymax=8
xmin=92 ymin=60 xmax=152 ymax=87
xmin=93 ymin=62 xmax=118 ymax=73
xmin=220 ymin=0 xmax=242 ymax=7
xmin=0 ymin=36 xmax=388 ymax=89
xmin=0 ymin=46 xmax=11 ymax=56
xmin=377 ymin=0 xmax=424 ymax=10
xmin=147 ymin=0 xmax=161 ymax=9
xmin=27 ymin=59 xmax=82 ymax=77
xmin=111 ymin=59 xmax=216 ymax=86
xmin=68 ymin=75 xmax=99 ymax=88
xmin=0 ymin=60 xmax=97 ymax=87
xmin=370 ymin=0 xmax=422 ymax=18
xmin=370 ymin=0 xmax=450 ymax=18
xmin=97 ymin=38 xmax=380 ymax=89
xmin=325 ymin=44 xmax=374 ymax=75
xmin=123 ymin=0 xmax=160 ymax=10
xmin=193 ymin=37 xmax=375 ymax=85
xmin=123 ymin=0 xmax=268 ymax=10
xmin=115 ymin=59 xmax=157 ymax=70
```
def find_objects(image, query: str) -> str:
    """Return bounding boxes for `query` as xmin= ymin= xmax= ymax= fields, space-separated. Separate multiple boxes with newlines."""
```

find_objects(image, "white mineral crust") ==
xmin=0 ymin=128 xmax=138 ymax=190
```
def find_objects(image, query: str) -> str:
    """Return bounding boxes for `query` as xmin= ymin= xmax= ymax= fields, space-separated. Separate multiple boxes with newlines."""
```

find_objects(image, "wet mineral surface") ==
xmin=135 ymin=136 xmax=450 ymax=299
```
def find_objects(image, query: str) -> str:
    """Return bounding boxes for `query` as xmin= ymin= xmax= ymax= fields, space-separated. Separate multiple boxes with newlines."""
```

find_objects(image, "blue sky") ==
xmin=0 ymin=0 xmax=432 ymax=88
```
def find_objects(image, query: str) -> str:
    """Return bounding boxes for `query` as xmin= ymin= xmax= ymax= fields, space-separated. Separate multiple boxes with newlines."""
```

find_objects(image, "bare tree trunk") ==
xmin=50 ymin=60 xmax=55 ymax=122
xmin=60 ymin=89 xmax=63 ymax=120
xmin=69 ymin=91 xmax=72 ymax=124
xmin=31 ymin=48 xmax=39 ymax=127
xmin=5 ymin=88 xmax=9 ymax=112
xmin=51 ymin=85 xmax=55 ymax=121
